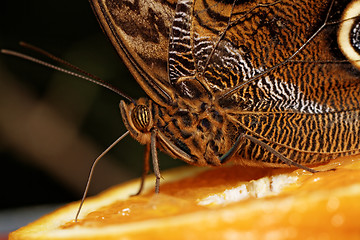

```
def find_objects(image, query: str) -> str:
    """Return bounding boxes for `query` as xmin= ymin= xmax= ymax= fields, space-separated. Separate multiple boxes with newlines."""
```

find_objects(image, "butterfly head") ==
xmin=120 ymin=98 xmax=153 ymax=145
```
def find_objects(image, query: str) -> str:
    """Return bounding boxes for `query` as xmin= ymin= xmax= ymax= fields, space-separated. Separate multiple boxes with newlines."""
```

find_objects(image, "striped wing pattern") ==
xmin=90 ymin=0 xmax=360 ymax=165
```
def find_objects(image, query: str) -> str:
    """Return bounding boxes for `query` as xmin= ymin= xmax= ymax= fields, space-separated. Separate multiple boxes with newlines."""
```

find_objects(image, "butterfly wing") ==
xmin=91 ymin=0 xmax=360 ymax=164
xmin=90 ymin=0 xmax=178 ymax=105
xmin=169 ymin=0 xmax=360 ymax=162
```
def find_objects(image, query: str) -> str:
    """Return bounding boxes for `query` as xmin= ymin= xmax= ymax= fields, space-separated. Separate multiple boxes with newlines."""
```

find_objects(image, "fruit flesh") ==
xmin=9 ymin=156 xmax=360 ymax=240
xmin=63 ymin=156 xmax=360 ymax=229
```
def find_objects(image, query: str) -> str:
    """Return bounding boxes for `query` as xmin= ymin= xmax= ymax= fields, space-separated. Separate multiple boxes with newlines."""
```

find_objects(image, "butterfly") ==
xmin=89 ymin=0 xmax=360 ymax=193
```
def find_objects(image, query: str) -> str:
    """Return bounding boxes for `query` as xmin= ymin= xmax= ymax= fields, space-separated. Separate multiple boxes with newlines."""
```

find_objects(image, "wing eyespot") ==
xmin=338 ymin=0 xmax=360 ymax=70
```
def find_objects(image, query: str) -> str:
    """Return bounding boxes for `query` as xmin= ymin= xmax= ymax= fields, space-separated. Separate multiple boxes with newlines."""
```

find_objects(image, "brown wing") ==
xmin=91 ymin=0 xmax=360 ymax=157
xmin=89 ymin=0 xmax=178 ymax=105
xmin=172 ymin=0 xmax=360 ymax=109
xmin=168 ymin=0 xmax=360 ymax=156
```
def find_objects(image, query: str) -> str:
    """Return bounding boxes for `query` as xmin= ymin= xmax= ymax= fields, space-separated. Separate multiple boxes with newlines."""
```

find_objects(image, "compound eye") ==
xmin=338 ymin=0 xmax=360 ymax=70
xmin=131 ymin=105 xmax=151 ymax=132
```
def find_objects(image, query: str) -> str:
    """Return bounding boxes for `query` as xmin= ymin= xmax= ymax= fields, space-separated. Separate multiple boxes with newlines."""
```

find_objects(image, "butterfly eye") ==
xmin=131 ymin=105 xmax=151 ymax=132
xmin=338 ymin=0 xmax=360 ymax=70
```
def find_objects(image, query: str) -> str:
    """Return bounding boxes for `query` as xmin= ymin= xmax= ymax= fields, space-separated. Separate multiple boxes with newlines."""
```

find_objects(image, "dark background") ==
xmin=0 ymin=0 xmax=183 ymax=212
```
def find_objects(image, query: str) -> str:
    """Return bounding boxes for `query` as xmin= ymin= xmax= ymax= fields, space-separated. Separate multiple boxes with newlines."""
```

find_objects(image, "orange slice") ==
xmin=9 ymin=155 xmax=360 ymax=240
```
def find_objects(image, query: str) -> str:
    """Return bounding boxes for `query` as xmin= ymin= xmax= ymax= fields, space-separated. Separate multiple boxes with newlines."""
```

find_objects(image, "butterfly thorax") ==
xmin=120 ymin=96 xmax=234 ymax=166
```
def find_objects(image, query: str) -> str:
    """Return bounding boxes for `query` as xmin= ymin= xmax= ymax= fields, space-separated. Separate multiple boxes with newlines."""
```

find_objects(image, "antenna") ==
xmin=1 ymin=42 xmax=135 ymax=103
xmin=2 ymin=43 xmax=134 ymax=221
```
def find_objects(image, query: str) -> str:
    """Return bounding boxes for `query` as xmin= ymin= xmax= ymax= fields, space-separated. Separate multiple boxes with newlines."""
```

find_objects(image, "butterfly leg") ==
xmin=132 ymin=143 xmax=150 ymax=196
xmin=151 ymin=129 xmax=161 ymax=194
xmin=245 ymin=135 xmax=318 ymax=173
xmin=220 ymin=133 xmax=318 ymax=173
